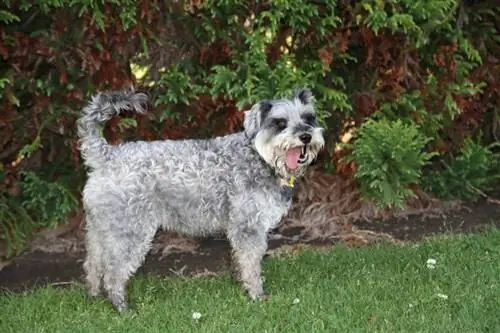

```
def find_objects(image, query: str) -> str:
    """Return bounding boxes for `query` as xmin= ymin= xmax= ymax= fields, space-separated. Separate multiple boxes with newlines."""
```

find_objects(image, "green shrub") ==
xmin=424 ymin=139 xmax=500 ymax=202
xmin=20 ymin=172 xmax=78 ymax=227
xmin=0 ymin=172 xmax=77 ymax=257
xmin=344 ymin=119 xmax=435 ymax=209
xmin=0 ymin=194 xmax=35 ymax=258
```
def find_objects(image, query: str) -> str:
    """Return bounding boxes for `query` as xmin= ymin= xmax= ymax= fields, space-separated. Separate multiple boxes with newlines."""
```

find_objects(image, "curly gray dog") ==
xmin=77 ymin=87 xmax=325 ymax=312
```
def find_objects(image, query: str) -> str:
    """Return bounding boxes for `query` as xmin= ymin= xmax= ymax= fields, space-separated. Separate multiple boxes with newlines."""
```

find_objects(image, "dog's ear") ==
xmin=294 ymin=88 xmax=314 ymax=105
xmin=243 ymin=101 xmax=272 ymax=138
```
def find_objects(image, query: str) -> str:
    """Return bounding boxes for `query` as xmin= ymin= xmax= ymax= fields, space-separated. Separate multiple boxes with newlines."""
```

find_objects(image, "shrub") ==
xmin=424 ymin=139 xmax=500 ymax=202
xmin=20 ymin=172 xmax=78 ymax=227
xmin=344 ymin=119 xmax=435 ymax=209
xmin=0 ymin=194 xmax=35 ymax=258
xmin=0 ymin=171 xmax=77 ymax=257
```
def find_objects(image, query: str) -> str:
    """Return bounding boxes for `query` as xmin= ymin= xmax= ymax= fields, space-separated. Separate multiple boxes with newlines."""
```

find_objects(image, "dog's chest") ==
xmin=251 ymin=188 xmax=292 ymax=231
xmin=266 ymin=200 xmax=292 ymax=231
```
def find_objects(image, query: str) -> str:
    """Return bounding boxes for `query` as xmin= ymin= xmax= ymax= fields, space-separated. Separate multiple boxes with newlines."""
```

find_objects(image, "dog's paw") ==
xmin=256 ymin=292 xmax=270 ymax=301
xmin=114 ymin=302 xmax=130 ymax=314
xmin=246 ymin=289 xmax=270 ymax=301
xmin=108 ymin=295 xmax=129 ymax=313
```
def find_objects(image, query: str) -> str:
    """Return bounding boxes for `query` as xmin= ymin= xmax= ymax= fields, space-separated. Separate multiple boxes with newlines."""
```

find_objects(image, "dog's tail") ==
xmin=76 ymin=89 xmax=148 ymax=169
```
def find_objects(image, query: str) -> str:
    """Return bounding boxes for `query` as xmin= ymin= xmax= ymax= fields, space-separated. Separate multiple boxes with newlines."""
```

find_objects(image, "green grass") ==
xmin=2 ymin=229 xmax=500 ymax=333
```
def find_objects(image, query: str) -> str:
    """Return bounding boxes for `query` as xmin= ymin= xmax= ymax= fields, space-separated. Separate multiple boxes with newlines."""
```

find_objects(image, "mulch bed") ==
xmin=1 ymin=199 xmax=498 ymax=293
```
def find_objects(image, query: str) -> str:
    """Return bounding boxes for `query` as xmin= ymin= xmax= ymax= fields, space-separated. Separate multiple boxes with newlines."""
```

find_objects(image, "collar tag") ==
xmin=279 ymin=175 xmax=296 ymax=189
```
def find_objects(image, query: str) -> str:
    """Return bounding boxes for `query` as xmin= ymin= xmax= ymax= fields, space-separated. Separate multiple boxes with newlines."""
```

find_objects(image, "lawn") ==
xmin=1 ymin=228 xmax=499 ymax=333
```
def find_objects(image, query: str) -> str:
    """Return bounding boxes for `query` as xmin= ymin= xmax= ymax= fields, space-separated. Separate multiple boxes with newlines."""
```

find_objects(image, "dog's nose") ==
xmin=299 ymin=133 xmax=312 ymax=144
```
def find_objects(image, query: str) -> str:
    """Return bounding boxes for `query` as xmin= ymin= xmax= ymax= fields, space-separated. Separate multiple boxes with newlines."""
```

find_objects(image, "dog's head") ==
xmin=243 ymin=88 xmax=325 ymax=179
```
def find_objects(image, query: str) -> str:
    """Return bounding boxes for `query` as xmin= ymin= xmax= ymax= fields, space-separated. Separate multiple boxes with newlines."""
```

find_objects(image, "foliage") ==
xmin=20 ymin=171 xmax=78 ymax=227
xmin=0 ymin=171 xmax=77 ymax=257
xmin=343 ymin=119 xmax=434 ymax=209
xmin=1 ymin=0 xmax=499 ymax=254
xmin=0 ymin=194 xmax=35 ymax=258
xmin=424 ymin=139 xmax=500 ymax=202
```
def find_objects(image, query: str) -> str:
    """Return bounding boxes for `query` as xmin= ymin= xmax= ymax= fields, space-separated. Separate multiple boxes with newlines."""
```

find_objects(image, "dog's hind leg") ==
xmin=101 ymin=224 xmax=157 ymax=312
xmin=103 ymin=267 xmax=130 ymax=312
xmin=83 ymin=228 xmax=104 ymax=297
xmin=228 ymin=226 xmax=269 ymax=300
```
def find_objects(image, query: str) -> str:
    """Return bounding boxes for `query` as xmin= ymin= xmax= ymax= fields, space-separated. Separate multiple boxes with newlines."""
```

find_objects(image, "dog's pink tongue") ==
xmin=285 ymin=147 xmax=302 ymax=170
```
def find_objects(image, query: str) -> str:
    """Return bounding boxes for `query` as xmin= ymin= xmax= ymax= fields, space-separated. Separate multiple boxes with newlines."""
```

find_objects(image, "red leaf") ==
xmin=0 ymin=44 xmax=9 ymax=59
xmin=59 ymin=71 xmax=68 ymax=84
xmin=318 ymin=47 xmax=333 ymax=69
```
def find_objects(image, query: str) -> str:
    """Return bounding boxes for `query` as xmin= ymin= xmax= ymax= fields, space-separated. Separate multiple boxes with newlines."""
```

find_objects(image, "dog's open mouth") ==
xmin=285 ymin=146 xmax=307 ymax=170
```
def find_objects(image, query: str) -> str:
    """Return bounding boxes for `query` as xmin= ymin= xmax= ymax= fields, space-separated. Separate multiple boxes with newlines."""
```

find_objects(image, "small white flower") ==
xmin=426 ymin=258 xmax=437 ymax=269
xmin=192 ymin=312 xmax=202 ymax=320
xmin=292 ymin=298 xmax=300 ymax=304
xmin=435 ymin=293 xmax=448 ymax=300
xmin=408 ymin=303 xmax=414 ymax=308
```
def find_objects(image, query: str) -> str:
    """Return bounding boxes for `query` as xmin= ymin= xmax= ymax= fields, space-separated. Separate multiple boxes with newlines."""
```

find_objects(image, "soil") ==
xmin=1 ymin=199 xmax=499 ymax=294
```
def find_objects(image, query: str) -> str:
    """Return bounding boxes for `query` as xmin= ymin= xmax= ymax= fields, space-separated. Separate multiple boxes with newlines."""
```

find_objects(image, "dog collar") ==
xmin=279 ymin=176 xmax=296 ymax=201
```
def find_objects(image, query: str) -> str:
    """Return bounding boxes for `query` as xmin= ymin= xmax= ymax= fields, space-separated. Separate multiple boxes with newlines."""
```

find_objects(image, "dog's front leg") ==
xmin=228 ymin=226 xmax=269 ymax=300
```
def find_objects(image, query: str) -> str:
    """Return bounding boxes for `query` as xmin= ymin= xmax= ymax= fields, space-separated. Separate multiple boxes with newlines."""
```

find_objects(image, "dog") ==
xmin=77 ymin=87 xmax=325 ymax=312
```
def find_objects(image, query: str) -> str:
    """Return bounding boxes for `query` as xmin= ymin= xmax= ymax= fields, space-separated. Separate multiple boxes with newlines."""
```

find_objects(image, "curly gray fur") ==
xmin=76 ymin=89 xmax=148 ymax=169
xmin=78 ymin=87 xmax=325 ymax=312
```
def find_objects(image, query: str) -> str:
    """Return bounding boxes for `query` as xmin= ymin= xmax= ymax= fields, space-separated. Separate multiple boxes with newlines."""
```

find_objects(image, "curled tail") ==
xmin=76 ymin=89 xmax=148 ymax=169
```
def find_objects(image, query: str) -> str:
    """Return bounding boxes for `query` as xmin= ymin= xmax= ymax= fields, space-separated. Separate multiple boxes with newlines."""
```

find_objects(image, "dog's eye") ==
xmin=274 ymin=118 xmax=288 ymax=131
xmin=302 ymin=114 xmax=316 ymax=125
